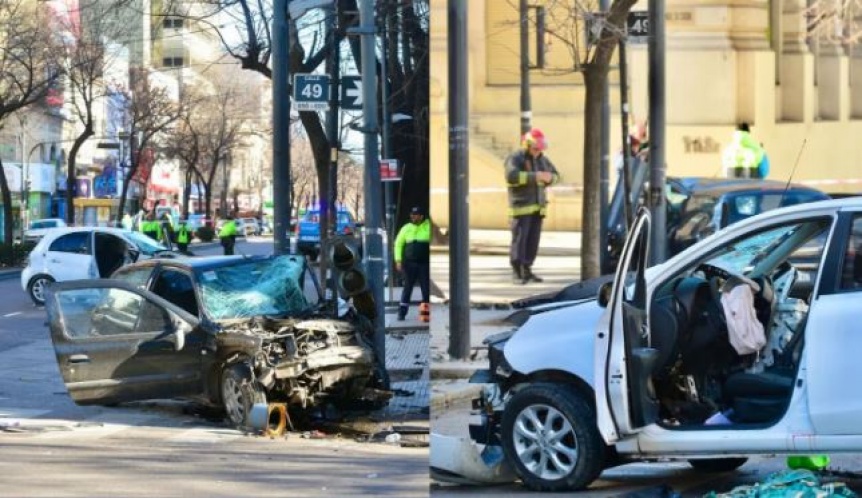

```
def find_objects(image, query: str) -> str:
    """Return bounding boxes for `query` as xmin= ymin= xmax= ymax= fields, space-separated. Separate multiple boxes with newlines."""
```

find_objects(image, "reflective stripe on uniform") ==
xmin=508 ymin=204 xmax=544 ymax=217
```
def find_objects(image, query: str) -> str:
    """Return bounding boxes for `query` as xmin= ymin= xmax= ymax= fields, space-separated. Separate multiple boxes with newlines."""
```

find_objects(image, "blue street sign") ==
xmin=340 ymin=75 xmax=363 ymax=110
xmin=293 ymin=74 xmax=330 ymax=111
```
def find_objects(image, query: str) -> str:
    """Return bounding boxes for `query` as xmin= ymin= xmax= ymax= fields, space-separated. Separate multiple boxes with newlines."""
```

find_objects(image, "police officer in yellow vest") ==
xmin=219 ymin=214 xmax=238 ymax=255
xmin=394 ymin=206 xmax=431 ymax=321
xmin=176 ymin=218 xmax=191 ymax=253
xmin=722 ymin=122 xmax=766 ymax=179
xmin=140 ymin=211 xmax=160 ymax=242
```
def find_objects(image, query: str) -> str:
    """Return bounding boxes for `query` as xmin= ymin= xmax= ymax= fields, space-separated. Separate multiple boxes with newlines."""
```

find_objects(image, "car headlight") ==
xmin=488 ymin=338 xmax=513 ymax=379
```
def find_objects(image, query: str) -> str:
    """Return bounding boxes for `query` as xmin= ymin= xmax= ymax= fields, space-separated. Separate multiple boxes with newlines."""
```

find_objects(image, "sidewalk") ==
xmin=429 ymin=229 xmax=585 ymax=412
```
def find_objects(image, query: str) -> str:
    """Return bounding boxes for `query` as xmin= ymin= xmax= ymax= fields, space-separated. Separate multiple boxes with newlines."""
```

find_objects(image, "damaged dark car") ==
xmin=44 ymin=254 xmax=383 ymax=427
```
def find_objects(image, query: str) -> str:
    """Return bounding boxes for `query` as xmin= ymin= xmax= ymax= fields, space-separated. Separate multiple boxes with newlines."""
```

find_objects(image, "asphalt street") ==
xmin=0 ymin=237 xmax=430 ymax=497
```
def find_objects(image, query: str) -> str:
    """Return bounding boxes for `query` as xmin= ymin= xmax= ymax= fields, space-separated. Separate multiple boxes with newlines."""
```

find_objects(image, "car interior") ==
xmin=95 ymin=232 xmax=133 ymax=278
xmin=641 ymin=218 xmax=832 ymax=428
xmin=151 ymin=269 xmax=200 ymax=317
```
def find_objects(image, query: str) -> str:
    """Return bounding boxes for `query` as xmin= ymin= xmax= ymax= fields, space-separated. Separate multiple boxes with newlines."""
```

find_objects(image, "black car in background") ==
xmin=607 ymin=161 xmax=830 ymax=267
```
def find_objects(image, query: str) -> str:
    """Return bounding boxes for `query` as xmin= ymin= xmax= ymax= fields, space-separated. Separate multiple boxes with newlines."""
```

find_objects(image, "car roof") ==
xmin=43 ymin=226 xmax=135 ymax=237
xmin=670 ymin=177 xmax=827 ymax=197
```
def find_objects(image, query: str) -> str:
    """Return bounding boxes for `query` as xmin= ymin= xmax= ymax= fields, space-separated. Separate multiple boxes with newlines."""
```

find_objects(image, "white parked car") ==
xmin=465 ymin=197 xmax=862 ymax=491
xmin=21 ymin=227 xmax=176 ymax=306
xmin=24 ymin=218 xmax=67 ymax=242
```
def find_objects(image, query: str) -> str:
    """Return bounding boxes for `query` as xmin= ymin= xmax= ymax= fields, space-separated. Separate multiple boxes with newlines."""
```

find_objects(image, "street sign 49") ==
xmin=294 ymin=74 xmax=330 ymax=111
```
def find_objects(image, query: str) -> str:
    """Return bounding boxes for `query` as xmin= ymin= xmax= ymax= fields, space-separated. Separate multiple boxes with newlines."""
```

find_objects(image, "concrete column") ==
xmin=779 ymin=0 xmax=814 ymax=122
xmin=816 ymin=42 xmax=849 ymax=121
xmin=850 ymin=38 xmax=862 ymax=117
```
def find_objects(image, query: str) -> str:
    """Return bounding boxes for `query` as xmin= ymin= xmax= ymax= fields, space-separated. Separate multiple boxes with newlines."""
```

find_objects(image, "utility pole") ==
xmin=648 ymin=0 xmax=667 ymax=264
xmin=519 ymin=0 xmax=531 ymax=135
xmin=448 ymin=0 xmax=470 ymax=360
xmin=358 ymin=0 xmax=387 ymax=382
xmin=272 ymin=0 xmax=291 ymax=255
xmin=599 ymin=0 xmax=611 ymax=274
xmin=324 ymin=2 xmax=341 ymax=303
xmin=380 ymin=6 xmax=396 ymax=303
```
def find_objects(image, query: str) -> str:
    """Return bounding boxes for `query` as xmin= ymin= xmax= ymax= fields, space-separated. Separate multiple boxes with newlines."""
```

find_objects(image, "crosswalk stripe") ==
xmin=165 ymin=427 xmax=244 ymax=444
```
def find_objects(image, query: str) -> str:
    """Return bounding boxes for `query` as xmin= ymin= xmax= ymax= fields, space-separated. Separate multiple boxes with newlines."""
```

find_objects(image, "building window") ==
xmin=163 ymin=17 xmax=183 ymax=29
xmin=162 ymin=57 xmax=184 ymax=68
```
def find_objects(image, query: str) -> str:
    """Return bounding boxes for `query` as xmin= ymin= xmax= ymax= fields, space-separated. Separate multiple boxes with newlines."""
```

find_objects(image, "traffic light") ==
xmin=329 ymin=237 xmax=376 ymax=319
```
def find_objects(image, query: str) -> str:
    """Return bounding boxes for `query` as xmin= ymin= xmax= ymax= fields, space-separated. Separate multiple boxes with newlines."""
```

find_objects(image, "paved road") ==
xmin=0 ymin=237 xmax=430 ymax=497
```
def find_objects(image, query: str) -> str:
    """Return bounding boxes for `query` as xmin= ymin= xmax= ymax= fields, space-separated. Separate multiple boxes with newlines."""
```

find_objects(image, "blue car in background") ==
xmin=296 ymin=207 xmax=358 ymax=261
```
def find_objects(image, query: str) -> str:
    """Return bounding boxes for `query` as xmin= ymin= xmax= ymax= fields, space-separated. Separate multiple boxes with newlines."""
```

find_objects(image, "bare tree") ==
xmin=289 ymin=123 xmax=318 ymax=219
xmin=117 ymin=69 xmax=184 ymax=218
xmin=61 ymin=0 xmax=129 ymax=224
xmin=0 ymin=0 xmax=60 ymax=245
xmin=161 ymin=95 xmax=204 ymax=219
xmin=507 ymin=0 xmax=637 ymax=280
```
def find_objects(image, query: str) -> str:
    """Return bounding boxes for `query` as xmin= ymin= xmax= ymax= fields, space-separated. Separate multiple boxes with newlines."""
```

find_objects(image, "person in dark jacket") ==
xmin=394 ymin=206 xmax=431 ymax=321
xmin=505 ymin=127 xmax=560 ymax=285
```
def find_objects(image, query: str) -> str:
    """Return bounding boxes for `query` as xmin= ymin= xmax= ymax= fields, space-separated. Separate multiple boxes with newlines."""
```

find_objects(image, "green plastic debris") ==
xmin=703 ymin=469 xmax=857 ymax=498
xmin=787 ymin=455 xmax=831 ymax=471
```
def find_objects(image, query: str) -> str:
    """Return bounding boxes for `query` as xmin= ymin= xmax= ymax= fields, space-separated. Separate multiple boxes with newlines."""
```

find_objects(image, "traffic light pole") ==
xmin=519 ymin=0 xmax=531 ymax=135
xmin=325 ymin=3 xmax=341 ymax=305
xmin=272 ymin=0 xmax=291 ymax=255
xmin=358 ymin=0 xmax=387 ymax=383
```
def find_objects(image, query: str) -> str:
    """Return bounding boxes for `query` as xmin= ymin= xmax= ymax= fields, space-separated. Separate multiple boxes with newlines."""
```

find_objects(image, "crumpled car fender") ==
xmin=504 ymin=299 xmax=605 ymax=386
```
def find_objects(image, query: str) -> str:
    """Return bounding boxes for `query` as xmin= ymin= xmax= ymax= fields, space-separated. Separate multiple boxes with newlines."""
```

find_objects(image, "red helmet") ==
xmin=522 ymin=128 xmax=548 ymax=151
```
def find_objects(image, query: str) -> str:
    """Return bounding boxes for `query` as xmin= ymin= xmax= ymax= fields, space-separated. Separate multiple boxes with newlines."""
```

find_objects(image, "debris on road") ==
xmin=429 ymin=433 xmax=517 ymax=486
xmin=704 ymin=469 xmax=857 ymax=498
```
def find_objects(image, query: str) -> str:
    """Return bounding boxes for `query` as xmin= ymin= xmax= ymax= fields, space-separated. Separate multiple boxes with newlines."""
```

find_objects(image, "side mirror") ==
xmin=598 ymin=281 xmax=614 ymax=308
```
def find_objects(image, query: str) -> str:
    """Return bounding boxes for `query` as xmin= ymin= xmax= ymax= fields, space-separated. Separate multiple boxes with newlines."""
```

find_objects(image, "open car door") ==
xmin=595 ymin=208 xmax=658 ymax=443
xmin=45 ymin=280 xmax=203 ymax=406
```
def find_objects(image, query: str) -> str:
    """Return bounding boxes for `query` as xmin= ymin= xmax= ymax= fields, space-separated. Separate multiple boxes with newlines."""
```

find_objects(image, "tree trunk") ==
xmin=118 ymin=157 xmax=139 ymax=222
xmin=581 ymin=66 xmax=608 ymax=281
xmin=66 ymin=127 xmax=94 ymax=225
xmin=0 ymin=158 xmax=14 ymax=245
xmin=182 ymin=169 xmax=192 ymax=219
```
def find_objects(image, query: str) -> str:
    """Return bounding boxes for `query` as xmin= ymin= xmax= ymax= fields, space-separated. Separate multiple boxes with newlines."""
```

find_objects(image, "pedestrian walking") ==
xmin=219 ymin=214 xmax=238 ymax=256
xmin=394 ymin=206 xmax=431 ymax=321
xmin=176 ymin=219 xmax=191 ymax=253
xmin=722 ymin=122 xmax=767 ymax=179
xmin=505 ymin=127 xmax=560 ymax=285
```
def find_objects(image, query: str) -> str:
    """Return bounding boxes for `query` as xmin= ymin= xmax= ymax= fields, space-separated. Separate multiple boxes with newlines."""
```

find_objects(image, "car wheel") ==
xmin=220 ymin=363 xmax=265 ymax=428
xmin=688 ymin=458 xmax=748 ymax=473
xmin=501 ymin=383 xmax=606 ymax=492
xmin=27 ymin=275 xmax=55 ymax=306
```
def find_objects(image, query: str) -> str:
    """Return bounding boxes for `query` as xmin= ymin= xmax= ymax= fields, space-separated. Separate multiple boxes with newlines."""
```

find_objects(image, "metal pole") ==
xmin=325 ymin=3 xmax=340 ymax=304
xmin=648 ymin=0 xmax=667 ymax=264
xmin=448 ymin=0 xmax=470 ymax=360
xmin=380 ymin=11 xmax=396 ymax=304
xmin=359 ymin=0 xmax=387 ymax=383
xmin=618 ymin=40 xmax=634 ymax=229
xmin=599 ymin=0 xmax=611 ymax=274
xmin=272 ymin=0 xmax=291 ymax=255
xmin=519 ymin=0 xmax=531 ymax=135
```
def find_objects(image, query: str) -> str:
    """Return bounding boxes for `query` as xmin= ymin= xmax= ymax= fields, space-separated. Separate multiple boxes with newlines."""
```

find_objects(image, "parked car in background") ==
xmin=21 ymin=227 xmax=176 ymax=306
xmin=24 ymin=218 xmax=67 ymax=243
xmin=296 ymin=207 xmax=358 ymax=261
xmin=44 ymin=253 xmax=384 ymax=427
xmin=606 ymin=163 xmax=830 ymax=270
xmin=240 ymin=217 xmax=261 ymax=236
xmin=465 ymin=198 xmax=862 ymax=491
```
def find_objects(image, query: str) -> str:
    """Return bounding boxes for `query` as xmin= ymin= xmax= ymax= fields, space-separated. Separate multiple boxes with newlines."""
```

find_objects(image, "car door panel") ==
xmin=45 ymin=280 xmax=204 ymax=405
xmin=596 ymin=209 xmax=655 ymax=443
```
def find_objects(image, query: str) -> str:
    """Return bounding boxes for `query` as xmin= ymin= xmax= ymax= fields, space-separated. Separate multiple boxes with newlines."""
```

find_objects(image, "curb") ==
xmin=430 ymin=367 xmax=478 ymax=381
xmin=0 ymin=269 xmax=22 ymax=281
xmin=430 ymin=382 xmax=482 ymax=413
xmin=431 ymin=245 xmax=580 ymax=257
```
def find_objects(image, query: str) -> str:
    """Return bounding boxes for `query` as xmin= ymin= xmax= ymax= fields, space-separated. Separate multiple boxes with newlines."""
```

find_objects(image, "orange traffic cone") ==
xmin=419 ymin=302 xmax=430 ymax=323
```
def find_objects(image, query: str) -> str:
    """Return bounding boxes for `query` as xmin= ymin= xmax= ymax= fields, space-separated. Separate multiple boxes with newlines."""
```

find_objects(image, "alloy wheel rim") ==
xmin=222 ymin=376 xmax=245 ymax=424
xmin=512 ymin=403 xmax=579 ymax=480
xmin=32 ymin=279 xmax=47 ymax=303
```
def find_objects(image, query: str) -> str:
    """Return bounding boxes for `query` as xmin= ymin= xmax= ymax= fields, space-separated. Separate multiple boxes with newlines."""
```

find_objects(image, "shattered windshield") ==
xmin=197 ymin=256 xmax=311 ymax=320
xmin=123 ymin=231 xmax=168 ymax=255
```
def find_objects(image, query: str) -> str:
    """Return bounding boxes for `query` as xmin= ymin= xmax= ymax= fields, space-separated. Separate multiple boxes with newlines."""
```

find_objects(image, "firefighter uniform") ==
xmin=505 ymin=128 xmax=560 ymax=284
xmin=394 ymin=208 xmax=431 ymax=321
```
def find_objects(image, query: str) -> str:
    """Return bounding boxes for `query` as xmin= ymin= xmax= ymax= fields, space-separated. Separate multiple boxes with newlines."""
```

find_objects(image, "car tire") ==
xmin=688 ymin=458 xmax=748 ymax=473
xmin=27 ymin=274 xmax=55 ymax=306
xmin=220 ymin=363 xmax=265 ymax=428
xmin=501 ymin=383 xmax=606 ymax=492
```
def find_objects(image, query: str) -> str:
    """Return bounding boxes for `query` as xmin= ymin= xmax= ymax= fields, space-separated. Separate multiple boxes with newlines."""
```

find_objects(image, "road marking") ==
xmin=3 ymin=312 xmax=22 ymax=317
